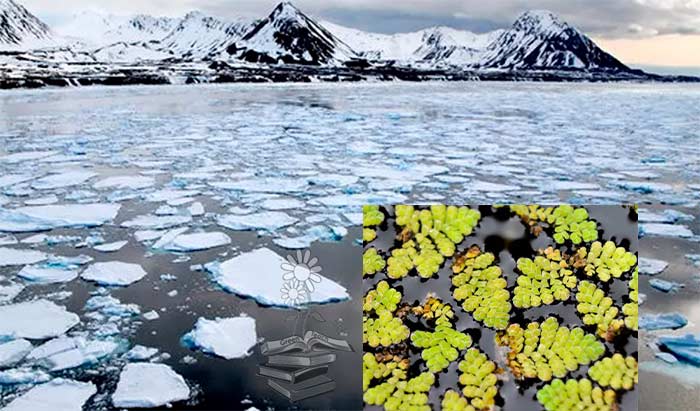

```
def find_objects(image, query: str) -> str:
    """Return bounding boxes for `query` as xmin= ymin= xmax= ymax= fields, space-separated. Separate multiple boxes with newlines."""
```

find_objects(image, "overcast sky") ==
xmin=19 ymin=0 xmax=700 ymax=71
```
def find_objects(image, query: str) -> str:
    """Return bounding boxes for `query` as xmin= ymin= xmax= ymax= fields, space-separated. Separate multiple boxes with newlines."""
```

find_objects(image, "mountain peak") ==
xmin=512 ymin=10 xmax=568 ymax=34
xmin=0 ymin=0 xmax=53 ymax=49
xmin=271 ymin=1 xmax=304 ymax=20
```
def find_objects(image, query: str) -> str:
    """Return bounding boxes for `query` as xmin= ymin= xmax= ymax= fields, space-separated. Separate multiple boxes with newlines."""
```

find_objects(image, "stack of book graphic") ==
xmin=259 ymin=330 xmax=353 ymax=402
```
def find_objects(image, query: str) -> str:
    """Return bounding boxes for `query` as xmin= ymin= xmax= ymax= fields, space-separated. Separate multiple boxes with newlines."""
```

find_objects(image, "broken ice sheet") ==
xmin=31 ymin=170 xmax=97 ymax=190
xmin=27 ymin=336 xmax=124 ymax=371
xmin=181 ymin=316 xmax=257 ymax=359
xmin=93 ymin=175 xmax=155 ymax=190
xmin=93 ymin=241 xmax=128 ymax=252
xmin=658 ymin=334 xmax=700 ymax=366
xmin=0 ymin=339 xmax=32 ymax=368
xmin=80 ymin=261 xmax=147 ymax=286
xmin=154 ymin=231 xmax=231 ymax=252
xmin=121 ymin=214 xmax=192 ymax=230
xmin=0 ymin=204 xmax=121 ymax=233
xmin=205 ymin=247 xmax=349 ymax=308
xmin=640 ymin=312 xmax=688 ymax=330
xmin=1 ymin=378 xmax=96 ymax=411
xmin=111 ymin=363 xmax=190 ymax=408
xmin=17 ymin=265 xmax=79 ymax=284
xmin=640 ymin=223 xmax=694 ymax=238
xmin=0 ymin=247 xmax=47 ymax=266
xmin=638 ymin=257 xmax=669 ymax=276
xmin=217 ymin=212 xmax=298 ymax=232
xmin=649 ymin=278 xmax=684 ymax=293
xmin=0 ymin=300 xmax=79 ymax=339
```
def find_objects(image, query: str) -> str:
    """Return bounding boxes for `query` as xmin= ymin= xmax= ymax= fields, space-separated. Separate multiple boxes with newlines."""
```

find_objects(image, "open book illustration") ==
xmin=260 ymin=330 xmax=354 ymax=356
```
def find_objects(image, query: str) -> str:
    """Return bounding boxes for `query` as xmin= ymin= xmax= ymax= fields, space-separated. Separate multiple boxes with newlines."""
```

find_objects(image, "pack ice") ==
xmin=0 ymin=300 xmax=79 ymax=339
xmin=217 ymin=212 xmax=298 ymax=232
xmin=640 ymin=312 xmax=688 ymax=331
xmin=0 ymin=247 xmax=46 ymax=266
xmin=1 ymin=378 xmax=96 ymax=411
xmin=205 ymin=247 xmax=350 ymax=308
xmin=181 ymin=316 xmax=257 ymax=359
xmin=638 ymin=257 xmax=669 ymax=276
xmin=17 ymin=265 xmax=79 ymax=284
xmin=111 ymin=363 xmax=190 ymax=408
xmin=0 ymin=339 xmax=32 ymax=368
xmin=0 ymin=204 xmax=121 ymax=233
xmin=27 ymin=336 xmax=123 ymax=371
xmin=658 ymin=334 xmax=700 ymax=366
xmin=80 ymin=261 xmax=147 ymax=286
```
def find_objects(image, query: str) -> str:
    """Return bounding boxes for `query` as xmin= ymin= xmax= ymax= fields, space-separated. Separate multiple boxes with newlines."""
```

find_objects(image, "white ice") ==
xmin=0 ymin=283 xmax=25 ymax=302
xmin=638 ymin=257 xmax=669 ymax=276
xmin=93 ymin=241 xmax=128 ymax=252
xmin=157 ymin=231 xmax=232 ymax=252
xmin=80 ymin=261 xmax=147 ymax=286
xmin=217 ymin=212 xmax=298 ymax=232
xmin=17 ymin=265 xmax=79 ymax=284
xmin=205 ymin=247 xmax=350 ymax=308
xmin=111 ymin=363 xmax=190 ymax=408
xmin=0 ymin=300 xmax=79 ymax=339
xmin=0 ymin=204 xmax=121 ymax=233
xmin=181 ymin=316 xmax=257 ymax=359
xmin=31 ymin=171 xmax=97 ymax=190
xmin=0 ymin=339 xmax=32 ymax=368
xmin=121 ymin=214 xmax=192 ymax=230
xmin=641 ymin=223 xmax=694 ymax=238
xmin=0 ymin=247 xmax=47 ymax=266
xmin=125 ymin=345 xmax=159 ymax=361
xmin=28 ymin=336 xmax=122 ymax=371
xmin=0 ymin=368 xmax=51 ymax=385
xmin=1 ymin=378 xmax=96 ymax=411
xmin=94 ymin=176 xmax=155 ymax=190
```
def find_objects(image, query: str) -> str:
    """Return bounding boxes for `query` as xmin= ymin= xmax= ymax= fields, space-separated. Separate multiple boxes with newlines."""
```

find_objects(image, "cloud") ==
xmin=18 ymin=0 xmax=700 ymax=38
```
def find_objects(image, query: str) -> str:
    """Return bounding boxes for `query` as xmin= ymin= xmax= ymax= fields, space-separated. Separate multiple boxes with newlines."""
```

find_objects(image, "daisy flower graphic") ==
xmin=281 ymin=250 xmax=322 ymax=292
xmin=280 ymin=279 xmax=309 ymax=306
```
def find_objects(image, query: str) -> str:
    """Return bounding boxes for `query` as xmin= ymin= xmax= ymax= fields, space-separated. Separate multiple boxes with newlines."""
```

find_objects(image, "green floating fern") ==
xmin=387 ymin=234 xmax=444 ymax=279
xmin=549 ymin=205 xmax=599 ymax=245
xmin=363 ymin=205 xmax=384 ymax=243
xmin=364 ymin=228 xmax=377 ymax=242
xmin=496 ymin=317 xmax=605 ymax=381
xmin=364 ymin=312 xmax=410 ymax=348
xmin=510 ymin=204 xmax=554 ymax=224
xmin=363 ymin=248 xmax=386 ymax=277
xmin=457 ymin=348 xmax=499 ymax=410
xmin=575 ymin=280 xmax=624 ymax=340
xmin=536 ymin=378 xmax=617 ymax=411
xmin=514 ymin=248 xmax=577 ymax=308
xmin=576 ymin=241 xmax=637 ymax=282
xmin=588 ymin=354 xmax=638 ymax=390
xmin=412 ymin=296 xmax=455 ymax=326
xmin=363 ymin=353 xmax=408 ymax=391
xmin=452 ymin=247 xmax=511 ymax=330
xmin=363 ymin=280 xmax=401 ymax=314
xmin=364 ymin=372 xmax=435 ymax=411
xmin=622 ymin=267 xmax=638 ymax=331
xmin=395 ymin=205 xmax=481 ymax=256
xmin=441 ymin=390 xmax=476 ymax=411
xmin=411 ymin=324 xmax=472 ymax=373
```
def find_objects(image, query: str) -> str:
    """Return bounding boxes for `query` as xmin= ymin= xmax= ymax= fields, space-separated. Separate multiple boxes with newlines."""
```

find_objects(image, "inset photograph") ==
xmin=363 ymin=205 xmax=638 ymax=411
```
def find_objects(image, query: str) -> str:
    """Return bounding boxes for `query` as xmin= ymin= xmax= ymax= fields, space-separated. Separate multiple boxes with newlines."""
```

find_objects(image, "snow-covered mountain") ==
xmin=479 ymin=10 xmax=628 ymax=70
xmin=227 ymin=2 xmax=356 ymax=65
xmin=0 ymin=0 xmax=54 ymax=50
xmin=57 ymin=11 xmax=179 ymax=47
xmin=157 ymin=11 xmax=252 ymax=59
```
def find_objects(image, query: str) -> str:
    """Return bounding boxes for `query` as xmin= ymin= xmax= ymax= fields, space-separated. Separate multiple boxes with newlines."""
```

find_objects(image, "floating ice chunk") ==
xmin=134 ymin=230 xmax=164 ymax=242
xmin=205 ymin=248 xmax=349 ymax=308
xmin=655 ymin=352 xmax=679 ymax=364
xmin=151 ymin=227 xmax=189 ymax=249
xmin=343 ymin=212 xmax=363 ymax=225
xmin=548 ymin=181 xmax=600 ymax=191
xmin=28 ymin=336 xmax=122 ymax=371
xmin=155 ymin=205 xmax=179 ymax=216
xmin=188 ymin=202 xmax=204 ymax=216
xmin=181 ymin=316 xmax=257 ymax=360
xmin=640 ymin=223 xmax=694 ymax=238
xmin=121 ymin=214 xmax=192 ymax=230
xmin=615 ymin=181 xmax=673 ymax=194
xmin=167 ymin=290 xmax=178 ymax=297
xmin=470 ymin=181 xmax=520 ymax=192
xmin=143 ymin=310 xmax=160 ymax=321
xmin=0 ymin=247 xmax=47 ymax=266
xmin=314 ymin=192 xmax=407 ymax=207
xmin=112 ymin=363 xmax=190 ymax=408
xmin=261 ymin=198 xmax=304 ymax=210
xmin=0 ymin=300 xmax=79 ymax=339
xmin=93 ymin=241 xmax=128 ymax=252
xmin=94 ymin=176 xmax=155 ymax=190
xmin=160 ymin=274 xmax=176 ymax=281
xmin=84 ymin=295 xmax=140 ymax=318
xmin=649 ymin=278 xmax=684 ymax=293
xmin=0 ymin=174 xmax=34 ymax=188
xmin=0 ymin=151 xmax=57 ymax=163
xmin=210 ymin=178 xmax=308 ymax=193
xmin=217 ymin=212 xmax=298 ymax=232
xmin=0 ymin=204 xmax=121 ymax=233
xmin=640 ymin=312 xmax=688 ymax=330
xmin=126 ymin=345 xmax=158 ymax=361
xmin=658 ymin=334 xmax=700 ymax=366
xmin=0 ymin=283 xmax=25 ymax=302
xmin=144 ymin=189 xmax=199 ymax=203
xmin=81 ymin=262 xmax=147 ymax=286
xmin=45 ymin=254 xmax=93 ymax=269
xmin=1 ymin=378 xmax=96 ymax=411
xmin=0 ymin=339 xmax=32 ymax=367
xmin=25 ymin=195 xmax=58 ymax=206
xmin=31 ymin=171 xmax=97 ymax=190
xmin=160 ymin=232 xmax=232 ymax=252
xmin=638 ymin=257 xmax=669 ymax=275
xmin=0 ymin=368 xmax=51 ymax=385
xmin=17 ymin=265 xmax=79 ymax=284
xmin=639 ymin=209 xmax=695 ymax=223
xmin=0 ymin=234 xmax=17 ymax=245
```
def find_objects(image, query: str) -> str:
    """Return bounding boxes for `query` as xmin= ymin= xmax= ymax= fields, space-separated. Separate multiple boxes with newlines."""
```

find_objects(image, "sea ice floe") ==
xmin=181 ymin=316 xmax=257 ymax=360
xmin=28 ymin=336 xmax=123 ymax=371
xmin=111 ymin=363 xmax=190 ymax=408
xmin=187 ymin=202 xmax=204 ymax=216
xmin=640 ymin=223 xmax=694 ymax=238
xmin=639 ymin=209 xmax=695 ymax=223
xmin=125 ymin=345 xmax=159 ymax=361
xmin=17 ymin=265 xmax=79 ymax=284
xmin=31 ymin=171 xmax=97 ymax=190
xmin=1 ymin=378 xmax=96 ymax=411
xmin=0 ymin=204 xmax=121 ymax=233
xmin=0 ymin=300 xmax=79 ymax=340
xmin=649 ymin=278 xmax=684 ymax=293
xmin=143 ymin=310 xmax=160 ymax=321
xmin=639 ymin=312 xmax=688 ymax=330
xmin=94 ymin=176 xmax=155 ymax=190
xmin=0 ymin=368 xmax=51 ymax=385
xmin=157 ymin=231 xmax=232 ymax=252
xmin=205 ymin=247 xmax=350 ymax=308
xmin=0 ymin=174 xmax=35 ymax=188
xmin=0 ymin=151 xmax=57 ymax=163
xmin=80 ymin=262 xmax=148 ymax=286
xmin=25 ymin=195 xmax=58 ymax=206
xmin=121 ymin=214 xmax=192 ymax=230
xmin=0 ymin=339 xmax=32 ymax=368
xmin=93 ymin=241 xmax=128 ymax=252
xmin=261 ymin=198 xmax=305 ymax=210
xmin=144 ymin=189 xmax=199 ymax=203
xmin=84 ymin=295 xmax=140 ymax=318
xmin=0 ymin=283 xmax=25 ymax=302
xmin=0 ymin=247 xmax=47 ymax=266
xmin=658 ymin=334 xmax=700 ymax=366
xmin=217 ymin=212 xmax=298 ymax=232
xmin=638 ymin=257 xmax=669 ymax=276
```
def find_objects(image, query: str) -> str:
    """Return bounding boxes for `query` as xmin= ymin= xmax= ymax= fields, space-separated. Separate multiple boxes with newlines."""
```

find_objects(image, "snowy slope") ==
xmin=93 ymin=41 xmax=173 ymax=62
xmin=229 ymin=2 xmax=356 ymax=65
xmin=57 ymin=11 xmax=179 ymax=48
xmin=0 ymin=0 xmax=55 ymax=50
xmin=416 ymin=27 xmax=503 ymax=65
xmin=157 ymin=11 xmax=252 ymax=59
xmin=478 ymin=10 xmax=628 ymax=70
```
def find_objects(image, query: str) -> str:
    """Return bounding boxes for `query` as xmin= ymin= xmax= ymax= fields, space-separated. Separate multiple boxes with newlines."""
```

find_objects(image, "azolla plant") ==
xmin=363 ymin=205 xmax=637 ymax=411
